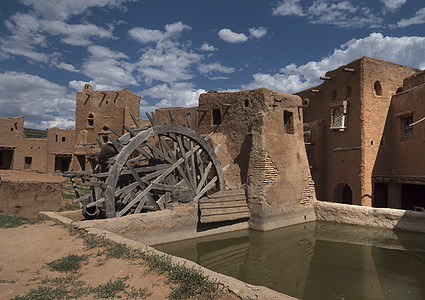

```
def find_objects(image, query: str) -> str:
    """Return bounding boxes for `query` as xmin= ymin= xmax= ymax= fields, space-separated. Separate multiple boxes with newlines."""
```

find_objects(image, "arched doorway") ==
xmin=334 ymin=183 xmax=353 ymax=204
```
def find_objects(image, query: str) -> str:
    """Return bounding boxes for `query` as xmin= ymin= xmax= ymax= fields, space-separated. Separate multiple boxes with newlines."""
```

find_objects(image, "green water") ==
xmin=154 ymin=221 xmax=425 ymax=299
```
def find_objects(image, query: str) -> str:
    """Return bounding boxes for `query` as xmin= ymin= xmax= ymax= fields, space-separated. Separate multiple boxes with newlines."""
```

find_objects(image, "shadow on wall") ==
xmin=234 ymin=133 xmax=252 ymax=185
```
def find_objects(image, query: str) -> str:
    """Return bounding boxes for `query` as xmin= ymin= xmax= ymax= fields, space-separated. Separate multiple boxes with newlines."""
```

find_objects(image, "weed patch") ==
xmin=47 ymin=254 xmax=88 ymax=273
xmin=0 ymin=214 xmax=39 ymax=228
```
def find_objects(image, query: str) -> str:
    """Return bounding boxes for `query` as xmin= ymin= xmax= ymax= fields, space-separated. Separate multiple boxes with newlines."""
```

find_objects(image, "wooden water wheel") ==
xmin=73 ymin=112 xmax=225 ymax=219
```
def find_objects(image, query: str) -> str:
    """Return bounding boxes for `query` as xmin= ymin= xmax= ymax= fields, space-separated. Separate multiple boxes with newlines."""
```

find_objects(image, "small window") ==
xmin=331 ymin=107 xmax=345 ymax=129
xmin=212 ymin=109 xmax=221 ymax=125
xmin=401 ymin=115 xmax=413 ymax=141
xmin=87 ymin=113 xmax=94 ymax=127
xmin=62 ymin=136 xmax=66 ymax=142
xmin=24 ymin=157 xmax=32 ymax=170
xmin=245 ymin=100 xmax=249 ymax=107
xmin=374 ymin=81 xmax=382 ymax=96
xmin=347 ymin=86 xmax=352 ymax=98
xmin=284 ymin=110 xmax=294 ymax=134
xmin=55 ymin=133 xmax=58 ymax=142
xmin=332 ymin=90 xmax=337 ymax=100
xmin=10 ymin=128 xmax=13 ymax=132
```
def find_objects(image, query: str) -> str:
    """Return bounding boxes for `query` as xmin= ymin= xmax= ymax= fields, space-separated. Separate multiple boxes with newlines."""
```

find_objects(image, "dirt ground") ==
xmin=0 ymin=220 xmax=239 ymax=300
xmin=0 ymin=170 xmax=68 ymax=183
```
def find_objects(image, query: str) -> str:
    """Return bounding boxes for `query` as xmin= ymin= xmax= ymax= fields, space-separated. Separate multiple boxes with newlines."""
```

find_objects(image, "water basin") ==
xmin=153 ymin=221 xmax=425 ymax=299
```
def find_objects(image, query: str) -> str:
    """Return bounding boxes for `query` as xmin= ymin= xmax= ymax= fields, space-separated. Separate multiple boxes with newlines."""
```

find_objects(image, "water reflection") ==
xmin=154 ymin=222 xmax=425 ymax=299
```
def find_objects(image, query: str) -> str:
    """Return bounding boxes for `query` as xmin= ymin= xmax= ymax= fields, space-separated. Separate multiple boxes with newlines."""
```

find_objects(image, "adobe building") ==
xmin=73 ymin=84 xmax=140 ymax=171
xmin=0 ymin=84 xmax=141 ymax=173
xmin=157 ymin=88 xmax=316 ymax=230
xmin=373 ymin=69 xmax=425 ymax=210
xmin=297 ymin=57 xmax=419 ymax=207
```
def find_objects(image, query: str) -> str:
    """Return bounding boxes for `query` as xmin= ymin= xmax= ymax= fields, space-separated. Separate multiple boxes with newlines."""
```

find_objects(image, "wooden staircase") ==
xmin=199 ymin=189 xmax=250 ymax=223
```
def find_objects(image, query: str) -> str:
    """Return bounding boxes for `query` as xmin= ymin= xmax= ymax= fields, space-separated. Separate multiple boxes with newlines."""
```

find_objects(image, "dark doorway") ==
xmin=342 ymin=185 xmax=352 ymax=204
xmin=373 ymin=183 xmax=388 ymax=208
xmin=401 ymin=184 xmax=425 ymax=211
xmin=76 ymin=155 xmax=86 ymax=171
xmin=0 ymin=150 xmax=13 ymax=169
xmin=334 ymin=183 xmax=353 ymax=204
xmin=55 ymin=156 xmax=72 ymax=172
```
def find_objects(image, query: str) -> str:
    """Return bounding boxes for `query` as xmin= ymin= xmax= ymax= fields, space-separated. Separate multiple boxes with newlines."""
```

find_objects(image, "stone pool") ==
xmin=154 ymin=221 xmax=425 ymax=299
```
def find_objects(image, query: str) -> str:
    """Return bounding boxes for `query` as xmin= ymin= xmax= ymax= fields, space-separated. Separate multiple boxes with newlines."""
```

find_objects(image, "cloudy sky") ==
xmin=1 ymin=0 xmax=425 ymax=129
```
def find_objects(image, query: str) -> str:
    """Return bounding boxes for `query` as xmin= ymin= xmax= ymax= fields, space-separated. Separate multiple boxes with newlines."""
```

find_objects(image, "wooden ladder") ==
xmin=199 ymin=189 xmax=250 ymax=223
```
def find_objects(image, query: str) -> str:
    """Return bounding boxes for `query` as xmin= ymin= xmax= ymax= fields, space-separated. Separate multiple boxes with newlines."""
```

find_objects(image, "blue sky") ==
xmin=1 ymin=0 xmax=425 ymax=129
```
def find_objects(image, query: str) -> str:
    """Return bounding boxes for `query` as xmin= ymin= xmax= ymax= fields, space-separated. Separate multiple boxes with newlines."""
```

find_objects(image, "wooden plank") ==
xmin=194 ymin=176 xmax=217 ymax=201
xmin=199 ymin=194 xmax=246 ymax=203
xmin=130 ymin=113 xmax=140 ymax=128
xmin=196 ymin=162 xmax=212 ymax=194
xmin=86 ymin=197 xmax=105 ymax=208
xmin=151 ymin=183 xmax=187 ymax=192
xmin=201 ymin=206 xmax=250 ymax=216
xmin=199 ymin=200 xmax=248 ymax=209
xmin=200 ymin=211 xmax=250 ymax=223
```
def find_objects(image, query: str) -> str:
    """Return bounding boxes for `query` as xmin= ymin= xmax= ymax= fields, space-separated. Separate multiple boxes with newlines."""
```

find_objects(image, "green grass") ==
xmin=47 ymin=254 xmax=88 ymax=273
xmin=0 ymin=214 xmax=39 ymax=228
xmin=13 ymin=223 xmax=224 ymax=300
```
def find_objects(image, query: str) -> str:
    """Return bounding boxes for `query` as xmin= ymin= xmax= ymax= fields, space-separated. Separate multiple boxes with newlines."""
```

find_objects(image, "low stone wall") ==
xmin=69 ymin=204 xmax=249 ymax=246
xmin=0 ymin=180 xmax=61 ymax=218
xmin=315 ymin=200 xmax=425 ymax=233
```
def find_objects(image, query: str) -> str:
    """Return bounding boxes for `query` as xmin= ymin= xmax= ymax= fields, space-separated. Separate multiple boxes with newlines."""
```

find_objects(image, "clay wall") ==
xmin=385 ymin=71 xmax=425 ymax=176
xmin=297 ymin=58 xmax=363 ymax=204
xmin=0 ymin=116 xmax=48 ymax=172
xmin=75 ymin=84 xmax=140 ymax=146
xmin=360 ymin=57 xmax=418 ymax=205
xmin=198 ymin=88 xmax=316 ymax=230
xmin=0 ymin=180 xmax=61 ymax=218
xmin=47 ymin=128 xmax=76 ymax=172
xmin=155 ymin=107 xmax=198 ymax=131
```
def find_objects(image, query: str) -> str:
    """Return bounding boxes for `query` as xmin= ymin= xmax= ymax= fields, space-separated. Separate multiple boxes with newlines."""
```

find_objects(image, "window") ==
xmin=24 ymin=157 xmax=32 ymax=170
xmin=374 ymin=81 xmax=382 ymax=96
xmin=62 ymin=136 xmax=66 ymax=142
xmin=284 ymin=110 xmax=294 ymax=134
xmin=87 ymin=113 xmax=94 ymax=127
xmin=244 ymin=100 xmax=249 ymax=107
xmin=401 ymin=115 xmax=413 ymax=140
xmin=331 ymin=107 xmax=344 ymax=128
xmin=212 ymin=109 xmax=221 ymax=125
xmin=330 ymin=101 xmax=348 ymax=131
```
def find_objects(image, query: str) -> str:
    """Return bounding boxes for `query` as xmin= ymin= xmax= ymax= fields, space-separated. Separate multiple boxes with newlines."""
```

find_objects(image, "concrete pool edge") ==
xmin=315 ymin=200 xmax=425 ymax=232
xmin=39 ymin=211 xmax=297 ymax=300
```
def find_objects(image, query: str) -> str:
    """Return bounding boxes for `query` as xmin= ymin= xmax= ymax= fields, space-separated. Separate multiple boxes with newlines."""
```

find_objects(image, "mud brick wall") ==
xmin=0 ymin=181 xmax=62 ymax=218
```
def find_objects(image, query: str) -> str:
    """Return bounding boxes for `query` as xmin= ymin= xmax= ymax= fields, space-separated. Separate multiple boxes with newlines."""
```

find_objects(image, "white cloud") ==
xmin=243 ymin=33 xmax=425 ymax=93
xmin=218 ymin=29 xmax=248 ymax=43
xmin=272 ymin=0 xmax=383 ymax=28
xmin=200 ymin=43 xmax=217 ymax=51
xmin=129 ymin=21 xmax=191 ymax=44
xmin=249 ymin=27 xmax=268 ymax=39
xmin=0 ymin=12 xmax=115 ymax=62
xmin=380 ymin=0 xmax=406 ymax=11
xmin=56 ymin=62 xmax=79 ymax=72
xmin=198 ymin=62 xmax=235 ymax=74
xmin=272 ymin=0 xmax=305 ymax=16
xmin=0 ymin=71 xmax=75 ymax=129
xmin=19 ymin=0 xmax=135 ymax=20
xmin=396 ymin=8 xmax=425 ymax=28
xmin=140 ymin=82 xmax=205 ymax=113
xmin=81 ymin=45 xmax=137 ymax=89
